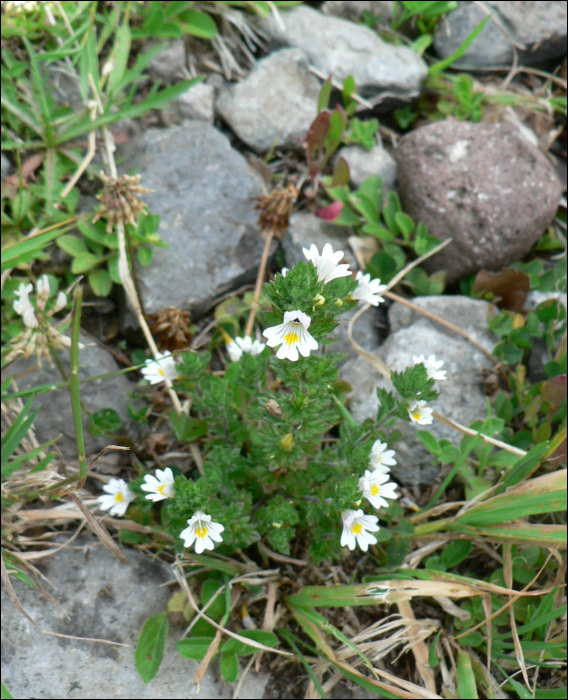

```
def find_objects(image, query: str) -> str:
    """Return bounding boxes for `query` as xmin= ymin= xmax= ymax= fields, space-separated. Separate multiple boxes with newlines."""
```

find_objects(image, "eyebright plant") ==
xmin=97 ymin=244 xmax=447 ymax=563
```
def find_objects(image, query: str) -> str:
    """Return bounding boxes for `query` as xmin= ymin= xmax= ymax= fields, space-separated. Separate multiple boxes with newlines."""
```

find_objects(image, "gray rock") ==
xmin=329 ymin=304 xmax=381 ymax=361
xmin=216 ymin=49 xmax=319 ymax=154
xmin=321 ymin=1 xmax=394 ymax=22
xmin=177 ymin=82 xmax=215 ymax=122
xmin=434 ymin=3 xmax=514 ymax=68
xmin=396 ymin=121 xmax=563 ymax=284
xmin=121 ymin=122 xmax=267 ymax=321
xmin=339 ymin=144 xmax=397 ymax=191
xmin=434 ymin=1 xmax=568 ymax=68
xmin=47 ymin=66 xmax=84 ymax=111
xmin=1 ymin=333 xmax=133 ymax=460
xmin=259 ymin=6 xmax=427 ymax=105
xmin=1 ymin=535 xmax=268 ymax=699
xmin=281 ymin=211 xmax=354 ymax=269
xmin=341 ymin=296 xmax=498 ymax=486
xmin=147 ymin=39 xmax=187 ymax=82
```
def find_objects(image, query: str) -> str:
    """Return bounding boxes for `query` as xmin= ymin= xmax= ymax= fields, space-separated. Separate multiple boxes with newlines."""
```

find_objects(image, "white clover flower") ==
xmin=370 ymin=440 xmax=397 ymax=470
xmin=13 ymin=283 xmax=39 ymax=328
xmin=141 ymin=467 xmax=176 ymax=502
xmin=408 ymin=400 xmax=434 ymax=425
xmin=180 ymin=511 xmax=225 ymax=553
xmin=53 ymin=291 xmax=68 ymax=314
xmin=413 ymin=354 xmax=447 ymax=381
xmin=281 ymin=267 xmax=289 ymax=277
xmin=359 ymin=470 xmax=398 ymax=509
xmin=36 ymin=275 xmax=50 ymax=301
xmin=303 ymin=243 xmax=352 ymax=284
xmin=97 ymin=478 xmax=135 ymax=517
xmin=263 ymin=310 xmax=318 ymax=361
xmin=227 ymin=335 xmax=265 ymax=362
xmin=141 ymin=351 xmax=178 ymax=385
xmin=340 ymin=509 xmax=380 ymax=552
xmin=352 ymin=272 xmax=387 ymax=306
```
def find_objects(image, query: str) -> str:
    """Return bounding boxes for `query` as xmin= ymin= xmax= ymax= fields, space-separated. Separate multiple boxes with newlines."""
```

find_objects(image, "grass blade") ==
xmin=429 ymin=15 xmax=492 ymax=76
xmin=69 ymin=286 xmax=86 ymax=480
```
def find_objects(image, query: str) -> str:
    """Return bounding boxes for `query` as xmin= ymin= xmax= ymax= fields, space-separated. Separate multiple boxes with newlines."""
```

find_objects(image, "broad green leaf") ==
xmin=416 ymin=430 xmax=441 ymax=455
xmin=88 ymin=269 xmax=112 ymax=297
xmin=362 ymin=223 xmax=396 ymax=242
xmin=179 ymin=9 xmax=218 ymax=39
xmin=135 ymin=612 xmax=168 ymax=683
xmin=220 ymin=651 xmax=239 ymax=683
xmin=57 ymin=234 xmax=89 ymax=257
xmin=349 ymin=192 xmax=379 ymax=224
xmin=394 ymin=211 xmax=414 ymax=239
xmin=457 ymin=650 xmax=478 ymax=699
xmin=137 ymin=246 xmax=154 ymax=267
xmin=221 ymin=630 xmax=278 ymax=656
xmin=176 ymin=637 xmax=213 ymax=661
xmin=71 ymin=253 xmax=100 ymax=274
xmin=440 ymin=541 xmax=471 ymax=568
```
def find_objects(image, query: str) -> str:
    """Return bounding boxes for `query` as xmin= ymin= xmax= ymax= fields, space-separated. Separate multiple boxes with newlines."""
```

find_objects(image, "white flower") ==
xmin=141 ymin=467 xmax=176 ymax=502
xmin=413 ymin=354 xmax=447 ymax=381
xmin=53 ymin=291 xmax=68 ymax=313
xmin=352 ymin=272 xmax=387 ymax=306
xmin=227 ymin=335 xmax=265 ymax=362
xmin=408 ymin=400 xmax=434 ymax=425
xmin=263 ymin=310 xmax=318 ymax=361
xmin=370 ymin=440 xmax=397 ymax=470
xmin=340 ymin=509 xmax=379 ymax=552
xmin=36 ymin=275 xmax=50 ymax=301
xmin=303 ymin=243 xmax=352 ymax=284
xmin=359 ymin=470 xmax=398 ymax=509
xmin=13 ymin=283 xmax=38 ymax=329
xmin=97 ymin=478 xmax=135 ymax=517
xmin=141 ymin=351 xmax=178 ymax=385
xmin=281 ymin=267 xmax=289 ymax=277
xmin=180 ymin=511 xmax=225 ymax=553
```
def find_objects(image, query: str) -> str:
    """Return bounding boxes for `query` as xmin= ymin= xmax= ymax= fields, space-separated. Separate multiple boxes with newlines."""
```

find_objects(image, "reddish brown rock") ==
xmin=396 ymin=120 xmax=563 ymax=283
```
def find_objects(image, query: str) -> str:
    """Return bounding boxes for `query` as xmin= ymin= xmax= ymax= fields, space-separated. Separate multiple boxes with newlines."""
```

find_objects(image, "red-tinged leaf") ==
xmin=316 ymin=201 xmax=344 ymax=221
xmin=541 ymin=375 xmax=567 ymax=412
xmin=306 ymin=111 xmax=331 ymax=175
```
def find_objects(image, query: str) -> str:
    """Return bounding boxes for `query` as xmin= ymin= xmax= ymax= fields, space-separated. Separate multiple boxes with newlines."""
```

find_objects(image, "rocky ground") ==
xmin=2 ymin=1 xmax=567 ymax=698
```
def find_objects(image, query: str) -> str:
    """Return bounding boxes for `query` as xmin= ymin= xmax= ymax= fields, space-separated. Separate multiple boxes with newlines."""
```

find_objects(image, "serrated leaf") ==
xmin=135 ymin=612 xmax=168 ymax=683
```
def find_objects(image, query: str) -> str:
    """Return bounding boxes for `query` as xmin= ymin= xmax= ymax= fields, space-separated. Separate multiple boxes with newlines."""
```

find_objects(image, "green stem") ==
xmin=70 ymin=286 xmax=86 ymax=480
xmin=413 ymin=517 xmax=454 ymax=537
xmin=424 ymin=434 xmax=481 ymax=511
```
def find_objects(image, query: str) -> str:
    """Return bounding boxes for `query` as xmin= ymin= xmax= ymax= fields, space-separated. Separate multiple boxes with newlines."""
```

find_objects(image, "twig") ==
xmin=384 ymin=290 xmax=498 ymax=365
xmin=244 ymin=229 xmax=274 ymax=337
xmin=397 ymin=599 xmax=437 ymax=694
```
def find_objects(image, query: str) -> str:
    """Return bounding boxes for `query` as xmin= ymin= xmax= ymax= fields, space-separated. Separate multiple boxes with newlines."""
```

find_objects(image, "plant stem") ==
xmin=244 ymin=229 xmax=273 ymax=338
xmin=70 ymin=286 xmax=86 ymax=480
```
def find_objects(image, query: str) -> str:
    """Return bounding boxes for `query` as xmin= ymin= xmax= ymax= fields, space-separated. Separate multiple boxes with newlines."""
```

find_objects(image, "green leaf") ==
xmin=176 ymin=637 xmax=213 ymax=661
xmin=428 ymin=630 xmax=442 ymax=668
xmin=71 ymin=253 xmax=101 ymax=274
xmin=108 ymin=255 xmax=122 ymax=285
xmin=394 ymin=212 xmax=414 ymax=239
xmin=57 ymin=234 xmax=89 ymax=257
xmin=430 ymin=15 xmax=492 ymax=76
xmin=457 ymin=650 xmax=478 ymax=698
xmin=318 ymin=78 xmax=332 ymax=113
xmin=220 ymin=651 xmax=239 ymax=683
xmin=88 ymin=269 xmax=112 ymax=297
xmin=221 ymin=630 xmax=279 ymax=656
xmin=135 ymin=612 xmax=168 ymax=683
xmin=440 ymin=540 xmax=471 ymax=568
xmin=179 ymin=9 xmax=218 ymax=39
xmin=362 ymin=223 xmax=396 ymax=242
xmin=108 ymin=22 xmax=131 ymax=94
xmin=366 ymin=251 xmax=397 ymax=284
xmin=87 ymin=408 xmax=123 ymax=437
xmin=1 ymin=680 xmax=14 ymax=700
xmin=502 ymin=443 xmax=549 ymax=489
xmin=414 ymin=222 xmax=440 ymax=256
xmin=137 ymin=246 xmax=154 ymax=267
xmin=357 ymin=175 xmax=383 ymax=210
xmin=169 ymin=412 xmax=209 ymax=443
xmin=349 ymin=192 xmax=379 ymax=224
xmin=416 ymin=430 xmax=441 ymax=455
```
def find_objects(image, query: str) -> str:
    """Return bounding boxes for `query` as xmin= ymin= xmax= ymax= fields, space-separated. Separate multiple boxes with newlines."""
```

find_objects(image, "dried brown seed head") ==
xmin=255 ymin=184 xmax=298 ymax=239
xmin=93 ymin=173 xmax=153 ymax=233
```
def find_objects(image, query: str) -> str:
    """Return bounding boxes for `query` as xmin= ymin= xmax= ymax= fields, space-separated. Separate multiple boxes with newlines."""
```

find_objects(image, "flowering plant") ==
xmin=106 ymin=243 xmax=445 ymax=563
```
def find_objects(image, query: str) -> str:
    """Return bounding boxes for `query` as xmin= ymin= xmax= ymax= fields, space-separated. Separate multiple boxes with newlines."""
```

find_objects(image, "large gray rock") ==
xmin=259 ymin=6 xmax=427 ymax=105
xmin=281 ymin=212 xmax=379 ymax=358
xmin=2 ymin=333 xmax=133 ymax=460
xmin=341 ymin=296 xmax=498 ymax=486
xmin=396 ymin=121 xmax=563 ymax=284
xmin=1 ymin=535 xmax=267 ymax=699
xmin=434 ymin=1 xmax=568 ymax=68
xmin=339 ymin=144 xmax=397 ymax=191
xmin=216 ymin=49 xmax=319 ymax=154
xmin=121 ymin=122 xmax=267 ymax=320
xmin=321 ymin=1 xmax=394 ymax=22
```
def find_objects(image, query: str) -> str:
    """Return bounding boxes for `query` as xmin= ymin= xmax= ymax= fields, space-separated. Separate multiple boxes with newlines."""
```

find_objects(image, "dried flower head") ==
xmin=148 ymin=306 xmax=193 ymax=351
xmin=93 ymin=173 xmax=153 ymax=233
xmin=255 ymin=184 xmax=298 ymax=239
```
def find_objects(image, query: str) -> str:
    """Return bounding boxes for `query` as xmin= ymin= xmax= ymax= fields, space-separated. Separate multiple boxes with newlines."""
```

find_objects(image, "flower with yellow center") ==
xmin=141 ymin=351 xmax=178 ymax=385
xmin=141 ymin=467 xmax=176 ymax=502
xmin=340 ymin=509 xmax=379 ymax=551
xmin=180 ymin=511 xmax=225 ymax=553
xmin=97 ymin=478 xmax=135 ymax=516
xmin=226 ymin=335 xmax=265 ymax=362
xmin=370 ymin=440 xmax=396 ymax=472
xmin=408 ymin=400 xmax=434 ymax=425
xmin=413 ymin=354 xmax=447 ymax=381
xmin=263 ymin=310 xmax=318 ymax=361
xmin=358 ymin=470 xmax=398 ymax=509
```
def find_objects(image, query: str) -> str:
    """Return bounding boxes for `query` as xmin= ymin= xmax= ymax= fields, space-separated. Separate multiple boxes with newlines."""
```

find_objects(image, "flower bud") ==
xmin=52 ymin=291 xmax=67 ymax=314
xmin=279 ymin=433 xmax=294 ymax=451
xmin=313 ymin=294 xmax=326 ymax=307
